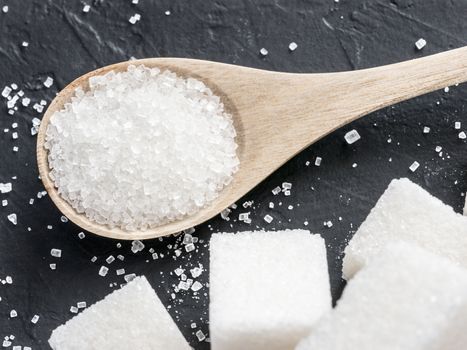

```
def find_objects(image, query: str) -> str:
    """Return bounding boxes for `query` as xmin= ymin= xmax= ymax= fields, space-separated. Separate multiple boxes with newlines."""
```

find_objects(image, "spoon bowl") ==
xmin=37 ymin=47 xmax=467 ymax=240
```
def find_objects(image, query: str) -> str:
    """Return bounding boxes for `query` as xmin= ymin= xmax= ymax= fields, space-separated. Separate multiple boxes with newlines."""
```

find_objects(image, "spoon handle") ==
xmin=325 ymin=46 xmax=467 ymax=127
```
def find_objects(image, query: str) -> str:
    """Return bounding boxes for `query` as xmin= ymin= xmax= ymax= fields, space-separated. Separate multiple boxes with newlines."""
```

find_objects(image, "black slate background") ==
xmin=1 ymin=0 xmax=467 ymax=348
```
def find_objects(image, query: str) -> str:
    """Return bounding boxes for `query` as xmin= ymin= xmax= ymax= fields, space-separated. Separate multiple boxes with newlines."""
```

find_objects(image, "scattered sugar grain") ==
xmin=409 ymin=161 xmax=420 ymax=172
xmin=196 ymin=330 xmax=206 ymax=341
xmin=0 ymin=183 xmax=12 ymax=193
xmin=7 ymin=214 xmax=17 ymax=225
xmin=2 ymin=86 xmax=12 ymax=97
xmin=185 ymin=243 xmax=195 ymax=253
xmin=459 ymin=131 xmax=466 ymax=139
xmin=272 ymin=186 xmax=281 ymax=195
xmin=82 ymin=4 xmax=90 ymax=12
xmin=289 ymin=42 xmax=298 ymax=51
xmin=260 ymin=48 xmax=268 ymax=56
xmin=43 ymin=77 xmax=54 ymax=88
xmin=455 ymin=122 xmax=461 ymax=129
xmin=415 ymin=38 xmax=426 ymax=50
xmin=191 ymin=281 xmax=203 ymax=292
xmin=344 ymin=129 xmax=360 ymax=144
xmin=423 ymin=126 xmax=430 ymax=134
xmin=31 ymin=315 xmax=40 ymax=324
xmin=315 ymin=157 xmax=322 ymax=166
xmin=50 ymin=249 xmax=62 ymax=258
xmin=98 ymin=266 xmax=109 ymax=277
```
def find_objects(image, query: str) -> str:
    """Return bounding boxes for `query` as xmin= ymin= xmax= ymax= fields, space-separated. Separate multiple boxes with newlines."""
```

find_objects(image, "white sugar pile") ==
xmin=209 ymin=230 xmax=331 ymax=350
xmin=45 ymin=65 xmax=239 ymax=230
xmin=297 ymin=242 xmax=467 ymax=350
xmin=49 ymin=276 xmax=191 ymax=350
xmin=343 ymin=178 xmax=467 ymax=279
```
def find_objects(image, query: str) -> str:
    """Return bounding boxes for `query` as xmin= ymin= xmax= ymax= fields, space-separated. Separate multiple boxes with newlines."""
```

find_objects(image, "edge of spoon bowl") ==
xmin=37 ymin=58 xmax=252 ymax=240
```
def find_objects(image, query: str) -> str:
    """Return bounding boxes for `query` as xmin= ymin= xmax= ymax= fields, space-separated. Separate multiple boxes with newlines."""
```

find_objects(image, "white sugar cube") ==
xmin=297 ymin=242 xmax=467 ymax=350
xmin=49 ymin=276 xmax=190 ymax=350
xmin=343 ymin=178 xmax=467 ymax=279
xmin=209 ymin=230 xmax=331 ymax=350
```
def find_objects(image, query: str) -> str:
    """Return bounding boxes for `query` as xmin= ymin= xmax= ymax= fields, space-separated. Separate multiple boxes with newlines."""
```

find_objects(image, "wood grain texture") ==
xmin=36 ymin=46 xmax=467 ymax=240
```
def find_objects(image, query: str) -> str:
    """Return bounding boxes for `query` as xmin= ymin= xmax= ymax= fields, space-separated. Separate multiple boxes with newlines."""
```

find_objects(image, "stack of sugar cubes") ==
xmin=49 ymin=230 xmax=333 ymax=350
xmin=298 ymin=178 xmax=467 ymax=349
xmin=49 ymin=178 xmax=467 ymax=350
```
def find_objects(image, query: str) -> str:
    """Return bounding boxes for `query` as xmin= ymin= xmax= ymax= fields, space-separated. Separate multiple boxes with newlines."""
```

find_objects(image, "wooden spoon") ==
xmin=37 ymin=47 xmax=467 ymax=240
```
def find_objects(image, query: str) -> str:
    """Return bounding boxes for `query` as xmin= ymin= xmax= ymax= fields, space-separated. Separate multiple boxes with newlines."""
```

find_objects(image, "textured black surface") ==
xmin=1 ymin=0 xmax=467 ymax=348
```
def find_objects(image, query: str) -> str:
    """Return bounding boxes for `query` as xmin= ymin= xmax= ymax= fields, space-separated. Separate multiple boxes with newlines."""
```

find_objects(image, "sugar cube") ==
xmin=49 ymin=276 xmax=190 ymax=350
xmin=209 ymin=230 xmax=331 ymax=350
xmin=297 ymin=242 xmax=467 ymax=350
xmin=343 ymin=178 xmax=467 ymax=279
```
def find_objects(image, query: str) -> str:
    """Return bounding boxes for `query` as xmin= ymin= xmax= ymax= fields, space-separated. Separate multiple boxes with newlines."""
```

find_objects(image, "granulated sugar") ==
xmin=45 ymin=65 xmax=239 ymax=230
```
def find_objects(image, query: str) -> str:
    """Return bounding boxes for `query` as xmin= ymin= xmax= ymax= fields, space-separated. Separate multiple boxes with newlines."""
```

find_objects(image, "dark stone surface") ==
xmin=0 ymin=0 xmax=466 ymax=348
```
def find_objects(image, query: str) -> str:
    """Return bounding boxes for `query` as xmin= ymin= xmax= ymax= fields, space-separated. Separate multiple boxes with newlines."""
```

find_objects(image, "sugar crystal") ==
xmin=344 ymin=129 xmax=361 ymax=144
xmin=51 ymin=249 xmax=62 ymax=258
xmin=415 ymin=38 xmax=426 ymax=50
xmin=7 ymin=213 xmax=17 ymax=225
xmin=288 ymin=42 xmax=298 ymax=51
xmin=409 ymin=161 xmax=420 ymax=172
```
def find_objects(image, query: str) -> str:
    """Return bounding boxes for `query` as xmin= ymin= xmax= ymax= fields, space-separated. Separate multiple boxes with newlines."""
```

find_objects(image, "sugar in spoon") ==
xmin=37 ymin=46 xmax=467 ymax=240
